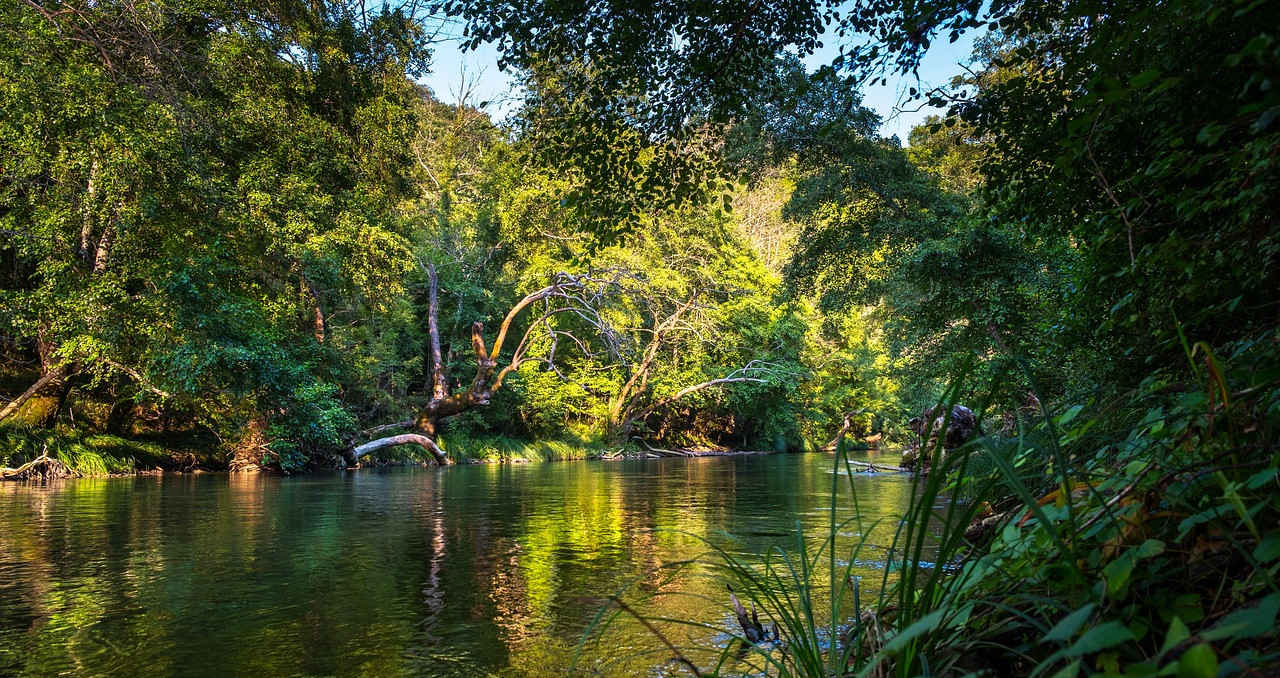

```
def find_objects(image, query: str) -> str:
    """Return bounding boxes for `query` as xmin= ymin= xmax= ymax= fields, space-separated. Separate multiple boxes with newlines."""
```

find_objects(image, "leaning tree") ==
xmin=345 ymin=266 xmax=619 ymax=465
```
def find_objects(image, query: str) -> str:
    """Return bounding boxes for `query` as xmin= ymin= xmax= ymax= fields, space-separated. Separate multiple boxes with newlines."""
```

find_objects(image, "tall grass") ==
xmin=1 ymin=428 xmax=203 ymax=475
xmin=584 ymin=338 xmax=1280 ymax=676
xmin=434 ymin=431 xmax=602 ymax=463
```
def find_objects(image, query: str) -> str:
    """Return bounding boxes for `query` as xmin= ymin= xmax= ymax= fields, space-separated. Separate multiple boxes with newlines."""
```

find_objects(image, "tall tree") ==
xmin=1 ymin=0 xmax=432 ymax=469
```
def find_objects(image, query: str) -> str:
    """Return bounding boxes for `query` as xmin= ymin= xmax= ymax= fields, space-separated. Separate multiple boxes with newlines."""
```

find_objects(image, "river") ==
xmin=0 ymin=451 xmax=925 ymax=677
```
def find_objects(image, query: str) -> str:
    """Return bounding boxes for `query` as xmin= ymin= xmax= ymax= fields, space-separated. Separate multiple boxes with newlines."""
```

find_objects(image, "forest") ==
xmin=1 ymin=0 xmax=1278 ymax=676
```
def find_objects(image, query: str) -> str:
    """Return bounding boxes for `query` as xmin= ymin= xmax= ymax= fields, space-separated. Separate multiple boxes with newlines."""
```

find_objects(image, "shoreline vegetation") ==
xmin=2 ymin=0 xmax=1278 ymax=675
xmin=0 ymin=426 xmax=889 ymax=479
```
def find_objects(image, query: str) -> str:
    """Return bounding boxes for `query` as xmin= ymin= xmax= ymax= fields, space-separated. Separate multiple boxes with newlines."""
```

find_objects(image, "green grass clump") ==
xmin=1 ymin=428 xmax=219 ymax=475
xmin=533 ymin=439 xmax=583 ymax=461
xmin=433 ymin=432 xmax=598 ymax=463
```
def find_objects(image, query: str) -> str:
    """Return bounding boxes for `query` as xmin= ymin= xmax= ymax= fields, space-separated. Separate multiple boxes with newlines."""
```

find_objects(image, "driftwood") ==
xmin=351 ymin=434 xmax=446 ymax=463
xmin=841 ymin=458 xmax=909 ymax=473
xmin=633 ymin=438 xmax=693 ymax=457
xmin=1 ymin=446 xmax=78 ymax=481
xmin=729 ymin=588 xmax=777 ymax=644
xmin=964 ymin=510 xmax=1009 ymax=546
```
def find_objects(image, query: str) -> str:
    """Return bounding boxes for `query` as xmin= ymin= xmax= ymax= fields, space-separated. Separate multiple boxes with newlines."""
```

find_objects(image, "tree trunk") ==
xmin=348 ymin=433 xmax=448 ymax=465
xmin=80 ymin=158 xmax=100 ymax=264
xmin=426 ymin=263 xmax=449 ymax=401
xmin=0 ymin=366 xmax=67 ymax=425
xmin=40 ymin=375 xmax=73 ymax=428
xmin=301 ymin=277 xmax=327 ymax=343
xmin=92 ymin=218 xmax=114 ymax=273
xmin=349 ymin=270 xmax=601 ymax=467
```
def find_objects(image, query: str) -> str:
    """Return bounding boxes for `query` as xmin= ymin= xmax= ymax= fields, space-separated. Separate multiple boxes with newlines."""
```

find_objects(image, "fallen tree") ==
xmin=345 ymin=266 xmax=617 ymax=466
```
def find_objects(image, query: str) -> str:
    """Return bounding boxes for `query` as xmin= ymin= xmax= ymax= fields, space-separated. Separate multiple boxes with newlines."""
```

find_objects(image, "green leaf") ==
xmin=1245 ymin=468 xmax=1278 ymax=490
xmin=1253 ymin=534 xmax=1280 ymax=562
xmin=1159 ymin=617 xmax=1190 ymax=656
xmin=1178 ymin=505 xmax=1232 ymax=537
xmin=1063 ymin=621 xmax=1135 ymax=657
xmin=1201 ymin=593 xmax=1280 ymax=642
xmin=1175 ymin=644 xmax=1218 ymax=678
xmin=1057 ymin=404 xmax=1083 ymax=425
xmin=1104 ymin=556 xmax=1135 ymax=599
xmin=1045 ymin=604 xmax=1097 ymax=643
xmin=1136 ymin=539 xmax=1166 ymax=558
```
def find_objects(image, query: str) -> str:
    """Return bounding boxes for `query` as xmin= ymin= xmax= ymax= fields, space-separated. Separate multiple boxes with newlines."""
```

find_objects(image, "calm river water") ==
xmin=0 ymin=452 xmax=925 ymax=677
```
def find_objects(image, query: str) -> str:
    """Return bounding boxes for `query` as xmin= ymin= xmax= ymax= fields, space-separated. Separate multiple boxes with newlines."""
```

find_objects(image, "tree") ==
xmin=906 ymin=115 xmax=985 ymax=195
xmin=601 ymin=283 xmax=774 ymax=443
xmin=0 ymin=0 xmax=433 ymax=470
xmin=347 ymin=267 xmax=619 ymax=463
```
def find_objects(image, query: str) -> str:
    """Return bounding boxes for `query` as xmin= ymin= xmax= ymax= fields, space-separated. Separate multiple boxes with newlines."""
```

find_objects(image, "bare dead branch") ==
xmin=350 ymin=433 xmax=448 ymax=465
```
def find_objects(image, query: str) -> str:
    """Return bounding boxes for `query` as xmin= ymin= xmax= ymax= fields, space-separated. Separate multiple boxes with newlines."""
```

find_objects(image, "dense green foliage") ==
xmin=439 ymin=0 xmax=1280 ymax=675
xmin=3 ymin=0 xmax=1280 ymax=674
xmin=1 ymin=0 xmax=433 ymax=469
xmin=1 ymin=0 xmax=849 ymax=472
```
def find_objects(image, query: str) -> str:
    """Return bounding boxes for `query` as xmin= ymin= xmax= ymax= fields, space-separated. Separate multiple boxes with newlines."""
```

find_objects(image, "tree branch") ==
xmin=641 ymin=376 xmax=767 ymax=417
xmin=0 ymin=366 xmax=67 ymax=424
xmin=104 ymin=360 xmax=171 ymax=398
xmin=350 ymin=433 xmax=448 ymax=465
xmin=822 ymin=409 xmax=869 ymax=450
xmin=360 ymin=419 xmax=414 ymax=437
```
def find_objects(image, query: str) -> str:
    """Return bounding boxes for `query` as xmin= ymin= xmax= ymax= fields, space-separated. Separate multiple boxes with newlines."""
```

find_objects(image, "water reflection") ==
xmin=0 ymin=453 xmax=924 ymax=677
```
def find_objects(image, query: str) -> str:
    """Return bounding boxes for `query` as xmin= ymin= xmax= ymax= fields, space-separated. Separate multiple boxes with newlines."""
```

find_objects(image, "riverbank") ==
xmin=2 ymin=426 xmax=839 ymax=478
xmin=1 ymin=428 xmax=221 ymax=477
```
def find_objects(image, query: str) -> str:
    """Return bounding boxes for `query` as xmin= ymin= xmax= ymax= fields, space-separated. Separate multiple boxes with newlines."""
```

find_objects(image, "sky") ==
xmin=418 ymin=19 xmax=981 ymax=143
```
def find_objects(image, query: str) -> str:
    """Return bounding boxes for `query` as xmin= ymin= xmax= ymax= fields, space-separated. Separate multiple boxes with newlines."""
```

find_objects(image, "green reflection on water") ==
xmin=0 ymin=452 xmax=921 ymax=677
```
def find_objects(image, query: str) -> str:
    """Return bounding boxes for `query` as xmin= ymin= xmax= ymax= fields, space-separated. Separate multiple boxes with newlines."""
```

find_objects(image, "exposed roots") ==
xmin=1 ymin=446 xmax=79 ymax=481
